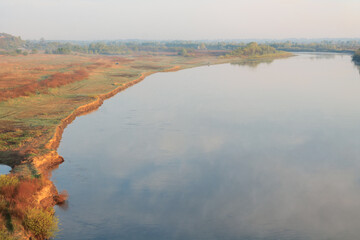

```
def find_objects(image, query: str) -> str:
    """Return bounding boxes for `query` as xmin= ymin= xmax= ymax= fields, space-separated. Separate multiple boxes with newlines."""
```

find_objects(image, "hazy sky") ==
xmin=1 ymin=0 xmax=359 ymax=40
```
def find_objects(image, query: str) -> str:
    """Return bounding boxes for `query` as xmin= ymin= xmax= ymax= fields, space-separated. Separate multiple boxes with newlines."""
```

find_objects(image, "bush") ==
xmin=24 ymin=208 xmax=58 ymax=239
xmin=353 ymin=50 xmax=360 ymax=63
xmin=16 ymin=179 xmax=41 ymax=203
xmin=0 ymin=229 xmax=15 ymax=240
xmin=0 ymin=195 xmax=7 ymax=212
xmin=0 ymin=175 xmax=19 ymax=189
xmin=178 ymin=48 xmax=189 ymax=57
xmin=230 ymin=42 xmax=278 ymax=57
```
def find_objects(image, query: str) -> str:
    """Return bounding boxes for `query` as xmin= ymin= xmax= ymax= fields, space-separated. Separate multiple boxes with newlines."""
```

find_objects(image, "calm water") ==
xmin=0 ymin=164 xmax=11 ymax=175
xmin=53 ymin=53 xmax=360 ymax=240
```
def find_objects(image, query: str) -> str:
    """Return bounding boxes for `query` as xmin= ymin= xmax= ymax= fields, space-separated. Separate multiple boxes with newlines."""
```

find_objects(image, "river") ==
xmin=52 ymin=53 xmax=360 ymax=240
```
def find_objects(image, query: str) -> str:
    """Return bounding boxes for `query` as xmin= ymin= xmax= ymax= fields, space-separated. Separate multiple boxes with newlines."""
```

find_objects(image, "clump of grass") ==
xmin=0 ymin=228 xmax=16 ymax=240
xmin=0 ymin=175 xmax=19 ymax=189
xmin=23 ymin=208 xmax=58 ymax=239
xmin=0 ymin=129 xmax=29 ymax=151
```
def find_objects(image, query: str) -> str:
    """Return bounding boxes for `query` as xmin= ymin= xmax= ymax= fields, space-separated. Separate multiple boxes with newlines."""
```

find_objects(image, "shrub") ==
xmin=0 ymin=229 xmax=15 ymax=240
xmin=0 ymin=195 xmax=7 ymax=212
xmin=0 ymin=175 xmax=19 ymax=189
xmin=23 ymin=208 xmax=58 ymax=239
xmin=16 ymin=179 xmax=40 ymax=202
xmin=178 ymin=48 xmax=189 ymax=57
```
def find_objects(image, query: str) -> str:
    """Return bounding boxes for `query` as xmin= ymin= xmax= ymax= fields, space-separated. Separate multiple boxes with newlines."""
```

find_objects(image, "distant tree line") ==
xmin=26 ymin=40 xmax=360 ymax=56
xmin=19 ymin=40 xmax=247 ymax=56
xmin=270 ymin=40 xmax=360 ymax=53
xmin=0 ymin=33 xmax=249 ymax=56
xmin=1 ymin=32 xmax=360 ymax=57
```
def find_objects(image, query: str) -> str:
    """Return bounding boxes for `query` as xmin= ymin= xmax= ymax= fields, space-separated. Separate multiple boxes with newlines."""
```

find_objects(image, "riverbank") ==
xmin=0 ymin=52 xmax=292 ymax=239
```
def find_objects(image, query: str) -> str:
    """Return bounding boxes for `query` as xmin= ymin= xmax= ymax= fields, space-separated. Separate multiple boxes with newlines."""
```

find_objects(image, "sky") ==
xmin=0 ymin=0 xmax=359 ymax=40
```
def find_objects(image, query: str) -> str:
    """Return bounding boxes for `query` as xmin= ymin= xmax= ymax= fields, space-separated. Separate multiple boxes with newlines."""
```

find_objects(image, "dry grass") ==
xmin=0 ymin=55 xmax=113 ymax=101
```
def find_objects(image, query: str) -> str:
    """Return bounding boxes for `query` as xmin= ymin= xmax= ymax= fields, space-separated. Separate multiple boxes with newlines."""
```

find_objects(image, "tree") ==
xmin=199 ymin=43 xmax=206 ymax=50
xmin=230 ymin=42 xmax=278 ymax=57
xmin=54 ymin=47 xmax=71 ymax=54
xmin=353 ymin=49 xmax=360 ymax=64
xmin=178 ymin=48 xmax=188 ymax=56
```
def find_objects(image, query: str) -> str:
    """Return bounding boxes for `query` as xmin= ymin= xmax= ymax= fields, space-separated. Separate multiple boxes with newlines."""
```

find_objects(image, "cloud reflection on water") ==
xmin=54 ymin=53 xmax=360 ymax=240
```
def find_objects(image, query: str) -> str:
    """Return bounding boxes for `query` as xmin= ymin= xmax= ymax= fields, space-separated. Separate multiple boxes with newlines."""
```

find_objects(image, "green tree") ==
xmin=199 ymin=43 xmax=206 ymax=50
xmin=178 ymin=48 xmax=188 ymax=56
xmin=353 ymin=49 xmax=360 ymax=64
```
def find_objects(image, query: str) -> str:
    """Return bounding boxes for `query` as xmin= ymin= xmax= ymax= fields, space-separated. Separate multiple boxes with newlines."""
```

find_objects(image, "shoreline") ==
xmin=28 ymin=54 xmax=295 ymax=174
xmin=2 ymin=54 xmax=292 ymax=239
xmin=30 ymin=55 xmax=293 ymax=205
xmin=42 ymin=53 xmax=293 ymax=159
xmin=45 ymin=66 xmax=181 ymax=151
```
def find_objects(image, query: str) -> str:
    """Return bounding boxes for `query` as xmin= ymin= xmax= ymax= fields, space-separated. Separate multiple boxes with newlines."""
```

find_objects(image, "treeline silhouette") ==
xmin=1 ymin=33 xmax=360 ymax=56
xmin=271 ymin=40 xmax=359 ymax=53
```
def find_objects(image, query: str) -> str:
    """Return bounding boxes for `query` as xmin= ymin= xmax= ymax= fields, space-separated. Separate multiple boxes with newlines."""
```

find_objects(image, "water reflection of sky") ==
xmin=53 ymin=54 xmax=360 ymax=240
xmin=0 ymin=165 xmax=11 ymax=175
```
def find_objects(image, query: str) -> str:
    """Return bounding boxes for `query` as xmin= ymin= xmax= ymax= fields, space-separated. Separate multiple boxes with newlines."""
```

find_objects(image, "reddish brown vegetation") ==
xmin=44 ymin=70 xmax=89 ymax=88
xmin=0 ymin=174 xmax=64 ymax=238
xmin=12 ymin=179 xmax=42 ymax=218
xmin=86 ymin=62 xmax=106 ymax=70
xmin=0 ymin=177 xmax=42 ymax=219
xmin=0 ymin=55 xmax=120 ymax=102
xmin=0 ymin=69 xmax=90 ymax=101
xmin=108 ymin=56 xmax=134 ymax=63
xmin=54 ymin=190 xmax=68 ymax=205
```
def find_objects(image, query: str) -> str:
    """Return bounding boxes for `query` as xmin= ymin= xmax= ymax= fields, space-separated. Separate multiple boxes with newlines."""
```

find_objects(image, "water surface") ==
xmin=53 ymin=53 xmax=360 ymax=240
xmin=0 ymin=164 xmax=11 ymax=175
